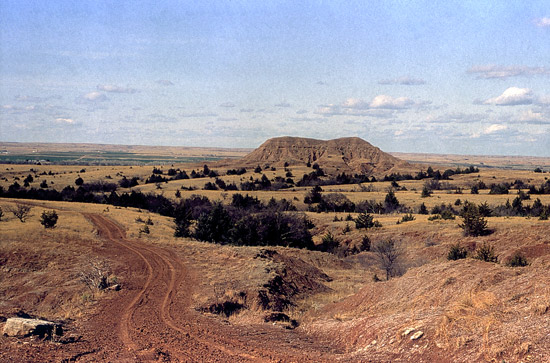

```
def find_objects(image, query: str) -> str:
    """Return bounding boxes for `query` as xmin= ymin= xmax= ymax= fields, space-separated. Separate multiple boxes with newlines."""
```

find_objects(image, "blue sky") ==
xmin=1 ymin=1 xmax=549 ymax=156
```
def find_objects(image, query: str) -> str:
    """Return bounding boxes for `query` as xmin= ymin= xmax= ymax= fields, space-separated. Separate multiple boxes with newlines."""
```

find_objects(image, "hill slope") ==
xmin=241 ymin=136 xmax=409 ymax=175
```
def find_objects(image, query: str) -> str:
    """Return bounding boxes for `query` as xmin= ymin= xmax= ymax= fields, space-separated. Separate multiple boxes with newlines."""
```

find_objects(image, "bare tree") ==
xmin=10 ymin=204 xmax=32 ymax=222
xmin=372 ymin=239 xmax=402 ymax=280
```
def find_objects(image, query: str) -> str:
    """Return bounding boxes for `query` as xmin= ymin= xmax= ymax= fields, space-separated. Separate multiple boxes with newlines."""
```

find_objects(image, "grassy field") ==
xmin=0 ymin=142 xmax=250 ymax=165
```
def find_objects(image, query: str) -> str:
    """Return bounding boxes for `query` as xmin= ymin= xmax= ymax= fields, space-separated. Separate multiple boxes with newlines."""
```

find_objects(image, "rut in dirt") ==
xmin=84 ymin=213 xmax=342 ymax=362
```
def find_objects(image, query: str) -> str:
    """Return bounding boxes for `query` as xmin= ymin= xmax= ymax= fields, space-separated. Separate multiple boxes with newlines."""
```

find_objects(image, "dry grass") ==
xmin=0 ymin=200 xmax=111 ymax=320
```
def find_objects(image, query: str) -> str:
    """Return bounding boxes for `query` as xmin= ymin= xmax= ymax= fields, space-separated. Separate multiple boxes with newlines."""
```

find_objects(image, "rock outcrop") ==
xmin=241 ymin=136 xmax=408 ymax=175
xmin=3 ymin=317 xmax=61 ymax=338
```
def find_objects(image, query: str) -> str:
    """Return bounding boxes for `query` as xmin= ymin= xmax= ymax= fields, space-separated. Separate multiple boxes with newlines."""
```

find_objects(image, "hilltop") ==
xmin=241 ymin=136 xmax=410 ymax=175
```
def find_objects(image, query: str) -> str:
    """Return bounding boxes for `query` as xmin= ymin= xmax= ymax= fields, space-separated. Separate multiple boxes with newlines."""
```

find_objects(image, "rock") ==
xmin=107 ymin=284 xmax=121 ymax=291
xmin=3 ymin=317 xmax=61 ymax=338
xmin=402 ymin=327 xmax=415 ymax=337
xmin=410 ymin=331 xmax=424 ymax=340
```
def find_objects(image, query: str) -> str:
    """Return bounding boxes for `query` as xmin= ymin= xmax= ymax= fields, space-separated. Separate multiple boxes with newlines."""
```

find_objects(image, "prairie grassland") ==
xmin=1 ymin=148 xmax=550 ymax=360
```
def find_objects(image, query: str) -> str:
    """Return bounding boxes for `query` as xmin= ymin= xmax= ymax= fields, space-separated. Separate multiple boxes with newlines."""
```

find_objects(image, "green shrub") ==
xmin=359 ymin=236 xmax=371 ymax=252
xmin=40 ymin=210 xmax=58 ymax=229
xmin=355 ymin=212 xmax=382 ymax=229
xmin=447 ymin=243 xmax=468 ymax=260
xmin=397 ymin=214 xmax=415 ymax=224
xmin=139 ymin=224 xmax=150 ymax=235
xmin=473 ymin=242 xmax=498 ymax=263
xmin=440 ymin=210 xmax=456 ymax=220
xmin=506 ymin=253 xmax=528 ymax=267
xmin=421 ymin=186 xmax=432 ymax=198
xmin=318 ymin=231 xmax=339 ymax=253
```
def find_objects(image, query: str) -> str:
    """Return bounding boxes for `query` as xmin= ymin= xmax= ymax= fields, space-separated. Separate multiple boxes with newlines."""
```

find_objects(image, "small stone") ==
xmin=370 ymin=340 xmax=377 ymax=345
xmin=410 ymin=331 xmax=424 ymax=340
xmin=107 ymin=284 xmax=121 ymax=291
xmin=402 ymin=327 xmax=415 ymax=337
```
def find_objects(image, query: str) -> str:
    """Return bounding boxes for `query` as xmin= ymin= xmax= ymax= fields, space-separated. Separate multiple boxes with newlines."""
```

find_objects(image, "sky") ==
xmin=1 ymin=1 xmax=549 ymax=156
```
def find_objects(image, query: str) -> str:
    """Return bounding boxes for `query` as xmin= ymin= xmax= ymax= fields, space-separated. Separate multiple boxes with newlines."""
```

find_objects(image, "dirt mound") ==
xmin=306 ymin=255 xmax=550 ymax=362
xmin=241 ymin=136 xmax=409 ymax=175
xmin=200 ymin=249 xmax=333 ymax=321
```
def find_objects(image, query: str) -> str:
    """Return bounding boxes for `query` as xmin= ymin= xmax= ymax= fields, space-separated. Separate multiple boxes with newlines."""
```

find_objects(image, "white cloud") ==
xmin=370 ymin=95 xmax=414 ymax=109
xmin=342 ymin=98 xmax=369 ymax=109
xmin=483 ymin=87 xmax=534 ymax=106
xmin=55 ymin=117 xmax=76 ymax=124
xmin=219 ymin=102 xmax=235 ymax=108
xmin=518 ymin=109 xmax=550 ymax=124
xmin=296 ymin=109 xmax=308 ymax=114
xmin=467 ymin=65 xmax=550 ymax=79
xmin=484 ymin=124 xmax=508 ymax=134
xmin=378 ymin=76 xmax=426 ymax=85
xmin=239 ymin=108 xmax=254 ymax=113
xmin=534 ymin=17 xmax=550 ymax=28
xmin=97 ymin=84 xmax=137 ymax=93
xmin=83 ymin=92 xmax=108 ymax=102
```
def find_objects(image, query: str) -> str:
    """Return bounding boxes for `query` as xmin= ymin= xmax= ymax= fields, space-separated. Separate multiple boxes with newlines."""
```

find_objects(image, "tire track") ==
xmin=84 ymin=213 xmax=260 ymax=361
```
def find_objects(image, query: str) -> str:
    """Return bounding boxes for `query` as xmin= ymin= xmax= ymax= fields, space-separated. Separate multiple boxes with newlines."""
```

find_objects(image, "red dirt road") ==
xmin=48 ymin=214 xmax=342 ymax=362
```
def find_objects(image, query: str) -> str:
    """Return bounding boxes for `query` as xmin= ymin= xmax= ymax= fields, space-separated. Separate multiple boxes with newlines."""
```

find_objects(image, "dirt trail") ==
xmin=79 ymin=213 xmax=340 ymax=362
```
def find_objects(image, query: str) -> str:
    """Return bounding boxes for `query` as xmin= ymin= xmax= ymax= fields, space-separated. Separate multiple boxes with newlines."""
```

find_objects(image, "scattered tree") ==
xmin=418 ymin=203 xmax=428 ymax=215
xmin=10 ymin=204 xmax=32 ymax=222
xmin=421 ymin=185 xmax=432 ymax=198
xmin=372 ymin=239 xmax=401 ymax=280
xmin=459 ymin=202 xmax=490 ymax=236
xmin=384 ymin=190 xmax=400 ymax=212
xmin=75 ymin=177 xmax=84 ymax=186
